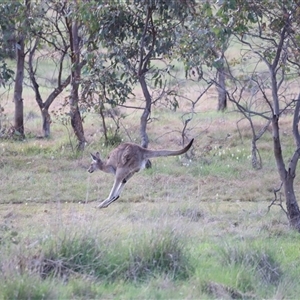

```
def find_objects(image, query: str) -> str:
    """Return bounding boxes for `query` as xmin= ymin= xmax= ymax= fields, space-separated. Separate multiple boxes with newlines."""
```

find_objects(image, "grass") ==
xmin=0 ymin=199 xmax=299 ymax=298
xmin=1 ymin=81 xmax=300 ymax=298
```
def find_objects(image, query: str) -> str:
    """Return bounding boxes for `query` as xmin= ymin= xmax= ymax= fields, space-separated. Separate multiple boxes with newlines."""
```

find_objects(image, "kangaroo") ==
xmin=88 ymin=138 xmax=194 ymax=208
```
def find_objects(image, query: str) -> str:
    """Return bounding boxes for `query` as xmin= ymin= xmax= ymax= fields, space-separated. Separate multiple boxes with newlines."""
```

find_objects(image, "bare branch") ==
xmin=28 ymin=38 xmax=43 ymax=109
xmin=267 ymin=182 xmax=288 ymax=218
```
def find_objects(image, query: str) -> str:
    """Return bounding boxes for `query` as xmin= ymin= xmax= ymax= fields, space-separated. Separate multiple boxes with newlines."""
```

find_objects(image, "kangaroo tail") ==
xmin=144 ymin=138 xmax=194 ymax=159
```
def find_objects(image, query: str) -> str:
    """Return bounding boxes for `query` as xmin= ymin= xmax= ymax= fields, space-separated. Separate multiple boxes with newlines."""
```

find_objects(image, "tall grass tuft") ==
xmin=39 ymin=233 xmax=107 ymax=279
xmin=126 ymin=229 xmax=192 ymax=282
xmin=33 ymin=228 xmax=192 ymax=283
xmin=0 ymin=275 xmax=57 ymax=300
xmin=219 ymin=243 xmax=282 ymax=295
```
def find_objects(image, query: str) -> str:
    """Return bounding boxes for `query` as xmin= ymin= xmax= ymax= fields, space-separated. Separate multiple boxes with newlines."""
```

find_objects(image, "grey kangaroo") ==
xmin=88 ymin=139 xmax=194 ymax=208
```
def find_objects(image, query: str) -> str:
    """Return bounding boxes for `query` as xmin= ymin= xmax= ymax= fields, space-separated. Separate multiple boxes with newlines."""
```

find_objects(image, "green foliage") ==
xmin=177 ymin=1 xmax=231 ymax=78
xmin=104 ymin=131 xmax=122 ymax=146
xmin=0 ymin=1 xmax=23 ymax=84
xmin=0 ymin=60 xmax=14 ymax=86
xmin=79 ymin=0 xmax=195 ymax=115
xmin=81 ymin=57 xmax=136 ymax=108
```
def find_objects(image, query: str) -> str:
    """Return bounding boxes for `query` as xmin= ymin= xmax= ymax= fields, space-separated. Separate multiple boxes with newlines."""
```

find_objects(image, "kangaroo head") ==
xmin=88 ymin=152 xmax=102 ymax=173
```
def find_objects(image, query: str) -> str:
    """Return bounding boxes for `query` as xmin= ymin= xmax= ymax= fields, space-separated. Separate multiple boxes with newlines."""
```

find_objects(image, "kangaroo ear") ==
xmin=90 ymin=153 xmax=98 ymax=161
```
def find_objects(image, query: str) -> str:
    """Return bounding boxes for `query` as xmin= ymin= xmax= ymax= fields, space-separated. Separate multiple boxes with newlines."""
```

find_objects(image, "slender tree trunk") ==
xmin=39 ymin=77 xmax=71 ymax=138
xmin=273 ymin=112 xmax=300 ymax=231
xmin=13 ymin=36 xmax=25 ymax=138
xmin=139 ymin=75 xmax=151 ymax=149
xmin=69 ymin=18 xmax=86 ymax=151
xmin=137 ymin=6 xmax=153 ymax=151
xmin=268 ymin=26 xmax=300 ymax=230
xmin=139 ymin=74 xmax=152 ymax=168
xmin=217 ymin=64 xmax=227 ymax=111
xmin=284 ymin=174 xmax=300 ymax=230
xmin=251 ymin=139 xmax=260 ymax=169
xmin=99 ymin=99 xmax=108 ymax=145
xmin=13 ymin=0 xmax=30 ymax=138
xmin=284 ymin=95 xmax=300 ymax=230
xmin=41 ymin=108 xmax=51 ymax=138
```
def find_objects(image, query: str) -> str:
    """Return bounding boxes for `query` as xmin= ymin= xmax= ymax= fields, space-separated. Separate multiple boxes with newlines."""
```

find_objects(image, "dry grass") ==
xmin=1 ymin=85 xmax=300 ymax=298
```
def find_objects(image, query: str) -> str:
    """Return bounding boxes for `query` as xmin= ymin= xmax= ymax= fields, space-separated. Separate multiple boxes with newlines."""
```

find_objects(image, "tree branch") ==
xmin=28 ymin=38 xmax=44 ymax=109
xmin=138 ymin=6 xmax=152 ymax=76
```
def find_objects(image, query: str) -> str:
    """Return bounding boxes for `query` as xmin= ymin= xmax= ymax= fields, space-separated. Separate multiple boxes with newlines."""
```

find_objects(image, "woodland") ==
xmin=1 ymin=0 xmax=300 ymax=299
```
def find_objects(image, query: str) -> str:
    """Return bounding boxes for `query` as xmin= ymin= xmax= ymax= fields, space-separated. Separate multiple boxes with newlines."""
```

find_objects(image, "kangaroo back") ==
xmin=143 ymin=138 xmax=194 ymax=159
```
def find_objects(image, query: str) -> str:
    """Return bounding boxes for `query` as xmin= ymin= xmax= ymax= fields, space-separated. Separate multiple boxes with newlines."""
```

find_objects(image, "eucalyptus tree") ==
xmin=0 ymin=0 xmax=31 ymax=138
xmin=27 ymin=0 xmax=72 ymax=138
xmin=177 ymin=1 xmax=230 ymax=111
xmin=218 ymin=0 xmax=300 ymax=230
xmin=81 ymin=0 xmax=195 ymax=148
xmin=30 ymin=0 xmax=87 ymax=148
xmin=64 ymin=0 xmax=88 ymax=150
xmin=28 ymin=0 xmax=87 ymax=147
xmin=0 ymin=0 xmax=68 ymax=138
xmin=13 ymin=0 xmax=33 ymax=138
xmin=0 ymin=2 xmax=15 ymax=87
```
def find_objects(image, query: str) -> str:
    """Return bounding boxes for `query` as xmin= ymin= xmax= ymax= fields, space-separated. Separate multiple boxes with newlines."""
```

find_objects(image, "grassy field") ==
xmin=1 ymin=84 xmax=300 ymax=299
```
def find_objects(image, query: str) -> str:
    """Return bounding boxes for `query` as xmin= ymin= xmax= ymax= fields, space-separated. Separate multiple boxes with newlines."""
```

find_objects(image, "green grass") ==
xmin=2 ymin=76 xmax=300 ymax=298
xmin=0 ymin=275 xmax=58 ymax=300
xmin=0 ymin=199 xmax=299 ymax=299
xmin=2 ymin=214 xmax=299 ymax=299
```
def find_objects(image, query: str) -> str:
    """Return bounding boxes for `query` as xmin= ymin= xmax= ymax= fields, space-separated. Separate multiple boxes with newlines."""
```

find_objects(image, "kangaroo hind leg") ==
xmin=112 ymin=171 xmax=135 ymax=201
xmin=97 ymin=171 xmax=136 ymax=208
xmin=98 ymin=177 xmax=123 ymax=208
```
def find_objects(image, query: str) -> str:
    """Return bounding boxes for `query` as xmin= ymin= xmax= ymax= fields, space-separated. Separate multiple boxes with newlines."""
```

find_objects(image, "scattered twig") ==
xmin=267 ymin=182 xmax=288 ymax=218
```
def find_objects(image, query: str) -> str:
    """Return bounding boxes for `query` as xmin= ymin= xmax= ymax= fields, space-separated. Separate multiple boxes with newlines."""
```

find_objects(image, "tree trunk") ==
xmin=284 ymin=95 xmax=300 ymax=231
xmin=69 ymin=18 xmax=86 ymax=151
xmin=13 ymin=36 xmax=25 ymax=138
xmin=139 ymin=74 xmax=152 ymax=168
xmin=217 ymin=64 xmax=227 ymax=111
xmin=99 ymin=99 xmax=108 ymax=145
xmin=284 ymin=174 xmax=300 ymax=230
xmin=139 ymin=75 xmax=151 ymax=149
xmin=251 ymin=139 xmax=261 ymax=170
xmin=70 ymin=107 xmax=86 ymax=150
xmin=272 ymin=113 xmax=300 ymax=231
xmin=41 ymin=108 xmax=51 ymax=138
